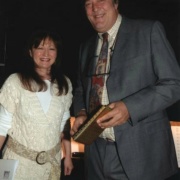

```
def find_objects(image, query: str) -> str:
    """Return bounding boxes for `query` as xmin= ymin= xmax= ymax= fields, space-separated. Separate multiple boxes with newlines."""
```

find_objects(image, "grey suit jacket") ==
xmin=73 ymin=16 xmax=180 ymax=179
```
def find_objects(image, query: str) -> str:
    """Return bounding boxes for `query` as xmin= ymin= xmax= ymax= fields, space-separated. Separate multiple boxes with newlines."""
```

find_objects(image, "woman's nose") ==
xmin=43 ymin=49 xmax=49 ymax=56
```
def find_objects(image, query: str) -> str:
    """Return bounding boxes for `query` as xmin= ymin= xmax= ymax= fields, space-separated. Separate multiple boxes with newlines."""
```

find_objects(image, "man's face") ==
xmin=85 ymin=0 xmax=119 ymax=33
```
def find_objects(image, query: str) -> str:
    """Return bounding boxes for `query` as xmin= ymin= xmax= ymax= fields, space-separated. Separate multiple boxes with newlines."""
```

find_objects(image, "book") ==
xmin=0 ymin=159 xmax=19 ymax=180
xmin=72 ymin=105 xmax=112 ymax=145
xmin=170 ymin=121 xmax=180 ymax=167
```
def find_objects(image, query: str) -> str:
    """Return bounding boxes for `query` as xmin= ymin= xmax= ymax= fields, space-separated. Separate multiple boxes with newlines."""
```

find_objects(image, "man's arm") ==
xmin=122 ymin=21 xmax=180 ymax=125
xmin=97 ymin=21 xmax=180 ymax=128
xmin=70 ymin=109 xmax=87 ymax=135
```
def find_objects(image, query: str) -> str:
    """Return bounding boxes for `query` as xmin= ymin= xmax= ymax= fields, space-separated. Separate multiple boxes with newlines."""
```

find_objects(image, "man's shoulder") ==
xmin=122 ymin=16 xmax=161 ymax=28
xmin=80 ymin=33 xmax=98 ymax=52
xmin=83 ymin=33 xmax=97 ymax=44
xmin=123 ymin=16 xmax=153 ymax=24
xmin=121 ymin=16 xmax=163 ymax=33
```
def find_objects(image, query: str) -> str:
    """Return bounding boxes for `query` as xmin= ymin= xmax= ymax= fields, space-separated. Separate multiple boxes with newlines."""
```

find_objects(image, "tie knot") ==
xmin=102 ymin=33 xmax=108 ymax=41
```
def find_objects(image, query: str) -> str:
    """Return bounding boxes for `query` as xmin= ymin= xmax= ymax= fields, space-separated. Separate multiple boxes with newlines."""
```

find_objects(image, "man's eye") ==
xmin=85 ymin=2 xmax=91 ymax=7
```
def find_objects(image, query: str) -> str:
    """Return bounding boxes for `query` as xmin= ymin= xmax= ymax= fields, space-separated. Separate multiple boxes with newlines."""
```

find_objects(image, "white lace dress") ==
xmin=0 ymin=73 xmax=72 ymax=180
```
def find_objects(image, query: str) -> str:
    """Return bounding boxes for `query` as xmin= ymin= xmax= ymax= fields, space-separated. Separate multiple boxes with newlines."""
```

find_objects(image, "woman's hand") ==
xmin=63 ymin=156 xmax=74 ymax=176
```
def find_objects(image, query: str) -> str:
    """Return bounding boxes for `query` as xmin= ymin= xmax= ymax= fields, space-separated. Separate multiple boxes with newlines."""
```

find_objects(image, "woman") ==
xmin=0 ymin=29 xmax=73 ymax=179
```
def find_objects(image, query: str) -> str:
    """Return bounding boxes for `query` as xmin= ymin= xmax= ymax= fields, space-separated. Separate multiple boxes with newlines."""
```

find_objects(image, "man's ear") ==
xmin=113 ymin=0 xmax=118 ymax=9
xmin=29 ymin=50 xmax=32 ymax=57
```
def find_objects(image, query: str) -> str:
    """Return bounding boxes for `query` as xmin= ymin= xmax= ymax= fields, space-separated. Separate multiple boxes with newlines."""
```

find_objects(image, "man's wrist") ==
xmin=75 ymin=109 xmax=87 ymax=118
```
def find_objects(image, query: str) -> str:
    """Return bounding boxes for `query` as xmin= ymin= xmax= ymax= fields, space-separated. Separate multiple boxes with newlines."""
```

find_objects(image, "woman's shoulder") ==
xmin=64 ymin=75 xmax=73 ymax=92
xmin=64 ymin=75 xmax=71 ymax=84
xmin=3 ymin=73 xmax=21 ymax=86
xmin=0 ymin=73 xmax=22 ymax=98
xmin=6 ymin=73 xmax=20 ymax=82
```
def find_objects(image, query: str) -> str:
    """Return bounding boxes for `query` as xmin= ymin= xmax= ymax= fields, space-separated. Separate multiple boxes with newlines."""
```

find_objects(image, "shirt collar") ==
xmin=98 ymin=14 xmax=122 ymax=39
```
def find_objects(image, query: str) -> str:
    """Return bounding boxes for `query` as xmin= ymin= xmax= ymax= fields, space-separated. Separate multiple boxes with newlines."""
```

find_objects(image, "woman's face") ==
xmin=29 ymin=38 xmax=57 ymax=71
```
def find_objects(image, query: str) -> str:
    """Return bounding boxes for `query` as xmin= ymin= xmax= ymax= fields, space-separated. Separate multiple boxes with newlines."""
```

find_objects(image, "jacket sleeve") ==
xmin=122 ymin=21 xmax=180 ymax=126
xmin=73 ymin=44 xmax=87 ymax=115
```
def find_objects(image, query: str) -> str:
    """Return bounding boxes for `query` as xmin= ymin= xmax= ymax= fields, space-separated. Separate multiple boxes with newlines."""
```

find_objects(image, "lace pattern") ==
xmin=0 ymin=73 xmax=72 ymax=180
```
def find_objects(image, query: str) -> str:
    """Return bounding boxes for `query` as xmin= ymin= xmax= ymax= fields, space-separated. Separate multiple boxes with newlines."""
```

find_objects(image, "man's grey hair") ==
xmin=82 ymin=0 xmax=119 ymax=5
xmin=113 ymin=0 xmax=119 ymax=5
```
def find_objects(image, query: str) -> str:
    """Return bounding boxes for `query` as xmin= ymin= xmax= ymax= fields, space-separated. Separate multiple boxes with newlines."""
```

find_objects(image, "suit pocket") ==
xmin=144 ymin=113 xmax=170 ymax=134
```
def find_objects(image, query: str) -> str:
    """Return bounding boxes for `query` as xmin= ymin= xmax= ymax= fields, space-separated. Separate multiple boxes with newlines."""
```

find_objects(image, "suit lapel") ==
xmin=110 ymin=16 xmax=131 ymax=70
xmin=85 ymin=17 xmax=131 ymax=110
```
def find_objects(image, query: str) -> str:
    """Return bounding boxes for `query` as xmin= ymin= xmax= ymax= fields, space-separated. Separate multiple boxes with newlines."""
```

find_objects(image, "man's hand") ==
xmin=70 ymin=114 xmax=87 ymax=136
xmin=97 ymin=101 xmax=130 ymax=128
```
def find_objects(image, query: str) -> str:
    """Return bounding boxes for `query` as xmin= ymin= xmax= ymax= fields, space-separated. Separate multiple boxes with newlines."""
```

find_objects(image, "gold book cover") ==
xmin=72 ymin=106 xmax=112 ymax=145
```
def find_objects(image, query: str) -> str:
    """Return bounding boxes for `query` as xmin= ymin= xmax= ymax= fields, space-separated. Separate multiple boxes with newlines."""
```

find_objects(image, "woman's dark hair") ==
xmin=18 ymin=29 xmax=68 ymax=95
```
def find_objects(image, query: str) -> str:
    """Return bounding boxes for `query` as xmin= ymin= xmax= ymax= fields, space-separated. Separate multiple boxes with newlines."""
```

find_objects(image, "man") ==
xmin=71 ymin=0 xmax=180 ymax=179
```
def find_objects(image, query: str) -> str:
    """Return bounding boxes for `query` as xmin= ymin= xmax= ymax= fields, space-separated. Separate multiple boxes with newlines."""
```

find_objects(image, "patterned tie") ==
xmin=89 ymin=33 xmax=109 ymax=114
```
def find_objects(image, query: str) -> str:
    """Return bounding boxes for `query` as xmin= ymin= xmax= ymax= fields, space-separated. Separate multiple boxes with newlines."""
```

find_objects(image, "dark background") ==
xmin=0 ymin=0 xmax=180 ymax=118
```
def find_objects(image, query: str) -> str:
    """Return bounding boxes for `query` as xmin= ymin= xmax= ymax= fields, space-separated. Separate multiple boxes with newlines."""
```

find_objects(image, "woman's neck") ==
xmin=35 ymin=68 xmax=51 ymax=80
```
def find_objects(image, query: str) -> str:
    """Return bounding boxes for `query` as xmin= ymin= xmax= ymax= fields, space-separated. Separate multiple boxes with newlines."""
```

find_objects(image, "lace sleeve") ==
xmin=60 ymin=111 xmax=70 ymax=132
xmin=64 ymin=77 xmax=73 ymax=112
xmin=0 ymin=74 xmax=20 ymax=113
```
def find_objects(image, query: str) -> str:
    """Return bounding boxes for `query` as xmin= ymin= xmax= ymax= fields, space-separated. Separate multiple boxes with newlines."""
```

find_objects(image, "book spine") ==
xmin=73 ymin=106 xmax=106 ymax=139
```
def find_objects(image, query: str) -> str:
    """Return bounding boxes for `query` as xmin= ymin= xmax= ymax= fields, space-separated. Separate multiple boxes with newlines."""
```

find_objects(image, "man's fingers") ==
xmin=70 ymin=126 xmax=78 ymax=135
xmin=70 ymin=115 xmax=87 ymax=136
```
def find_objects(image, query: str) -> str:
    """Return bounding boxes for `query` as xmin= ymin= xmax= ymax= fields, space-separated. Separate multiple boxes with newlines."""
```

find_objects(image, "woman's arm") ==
xmin=0 ymin=135 xmax=6 ymax=150
xmin=61 ymin=136 xmax=74 ymax=176
xmin=0 ymin=105 xmax=13 ymax=150
xmin=61 ymin=116 xmax=74 ymax=176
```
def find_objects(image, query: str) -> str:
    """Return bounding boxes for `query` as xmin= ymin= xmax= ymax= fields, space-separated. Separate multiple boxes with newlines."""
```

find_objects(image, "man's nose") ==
xmin=92 ymin=3 xmax=99 ymax=12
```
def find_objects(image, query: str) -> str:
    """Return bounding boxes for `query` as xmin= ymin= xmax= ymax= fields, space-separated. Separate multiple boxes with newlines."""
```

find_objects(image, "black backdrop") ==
xmin=0 ymin=0 xmax=179 ymax=118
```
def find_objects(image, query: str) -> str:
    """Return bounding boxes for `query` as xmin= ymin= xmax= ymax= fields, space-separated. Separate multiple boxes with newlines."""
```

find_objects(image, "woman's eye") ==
xmin=37 ymin=47 xmax=43 ymax=49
